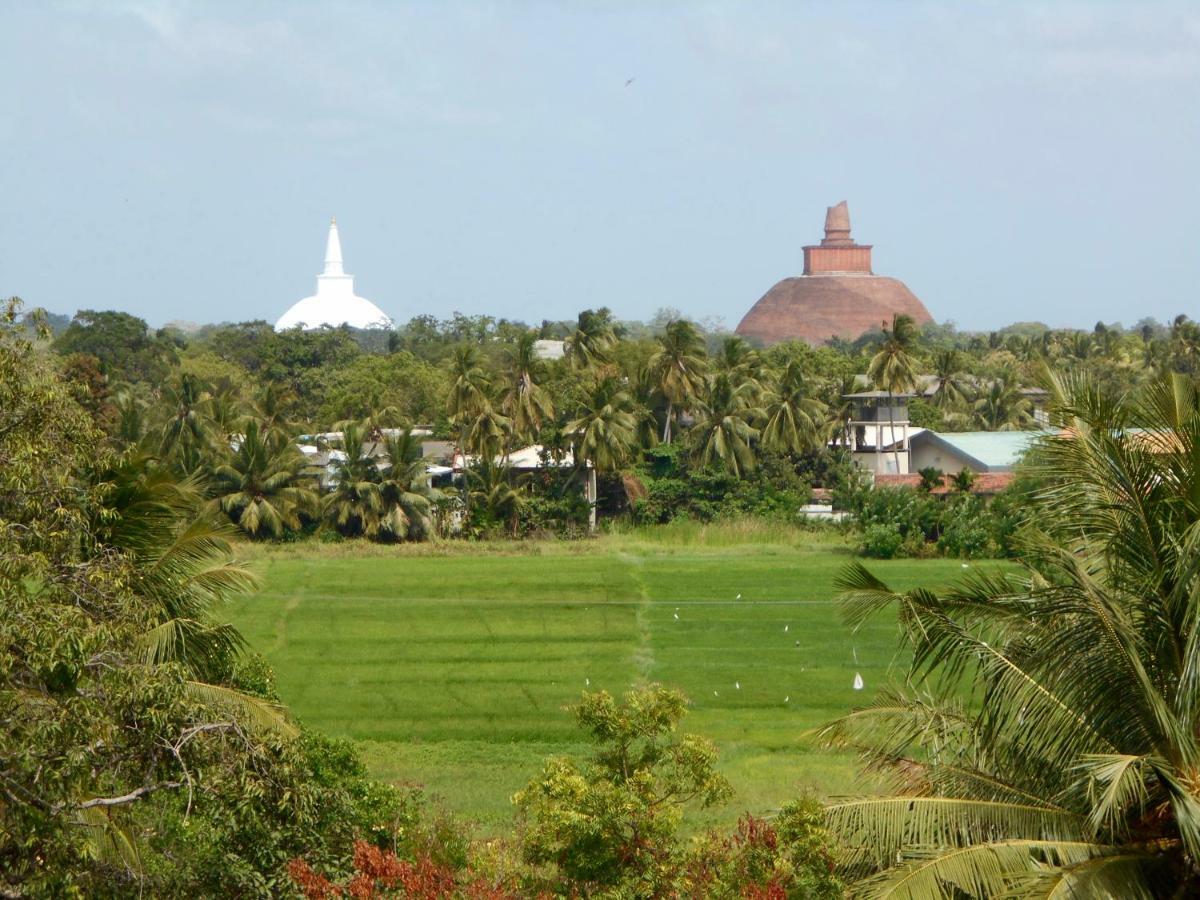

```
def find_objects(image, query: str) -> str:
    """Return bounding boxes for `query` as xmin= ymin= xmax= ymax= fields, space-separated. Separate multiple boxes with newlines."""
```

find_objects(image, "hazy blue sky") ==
xmin=3 ymin=1 xmax=1199 ymax=331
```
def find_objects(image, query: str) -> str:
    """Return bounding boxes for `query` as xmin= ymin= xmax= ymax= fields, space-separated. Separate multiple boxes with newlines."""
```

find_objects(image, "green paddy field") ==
xmin=227 ymin=523 xmax=992 ymax=830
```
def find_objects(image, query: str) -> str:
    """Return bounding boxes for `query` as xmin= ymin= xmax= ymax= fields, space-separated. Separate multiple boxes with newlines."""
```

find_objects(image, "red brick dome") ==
xmin=735 ymin=202 xmax=933 ymax=346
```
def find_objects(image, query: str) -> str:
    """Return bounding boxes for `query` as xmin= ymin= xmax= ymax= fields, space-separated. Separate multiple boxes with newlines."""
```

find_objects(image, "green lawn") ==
xmin=226 ymin=526 xmax=994 ymax=830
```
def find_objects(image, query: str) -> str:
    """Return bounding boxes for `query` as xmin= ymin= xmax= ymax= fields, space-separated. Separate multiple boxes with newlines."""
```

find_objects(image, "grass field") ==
xmin=226 ymin=523 xmax=996 ymax=830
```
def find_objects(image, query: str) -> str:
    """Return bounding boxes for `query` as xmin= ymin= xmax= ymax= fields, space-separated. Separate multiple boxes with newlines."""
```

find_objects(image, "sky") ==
xmin=2 ymin=1 xmax=1199 ymax=332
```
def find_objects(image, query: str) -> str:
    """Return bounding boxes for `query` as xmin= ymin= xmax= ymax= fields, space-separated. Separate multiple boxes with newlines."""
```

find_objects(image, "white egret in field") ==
xmin=784 ymin=696 xmax=790 ymax=703
xmin=585 ymin=678 xmax=590 ymax=686
xmin=713 ymin=690 xmax=719 ymax=697
xmin=784 ymin=624 xmax=789 ymax=632
xmin=736 ymin=593 xmax=742 ymax=600
xmin=735 ymin=681 xmax=740 ymax=690
xmin=673 ymin=612 xmax=679 ymax=620
xmin=853 ymin=672 xmax=864 ymax=690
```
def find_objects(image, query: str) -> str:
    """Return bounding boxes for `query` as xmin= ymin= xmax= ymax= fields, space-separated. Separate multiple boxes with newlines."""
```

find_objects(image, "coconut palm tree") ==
xmin=1170 ymin=315 xmax=1200 ymax=375
xmin=626 ymin=362 xmax=663 ymax=451
xmin=826 ymin=374 xmax=859 ymax=454
xmin=972 ymin=377 xmax=1035 ymax=431
xmin=929 ymin=349 xmax=969 ymax=410
xmin=566 ymin=376 xmax=637 ymax=473
xmin=322 ymin=420 xmax=386 ymax=538
xmin=204 ymin=379 xmax=247 ymax=447
xmin=378 ymin=429 xmax=440 ymax=541
xmin=499 ymin=332 xmax=555 ymax=444
xmin=446 ymin=344 xmax=490 ymax=424
xmin=867 ymin=314 xmax=919 ymax=473
xmin=464 ymin=400 xmax=513 ymax=461
xmin=252 ymin=381 xmax=298 ymax=440
xmin=159 ymin=372 xmax=213 ymax=474
xmin=761 ymin=360 xmax=827 ymax=456
xmin=649 ymin=319 xmax=707 ymax=443
xmin=466 ymin=458 xmax=527 ymax=537
xmin=111 ymin=386 xmax=151 ymax=449
xmin=690 ymin=372 xmax=761 ymax=476
xmin=714 ymin=336 xmax=761 ymax=393
xmin=565 ymin=308 xmax=617 ymax=372
xmin=89 ymin=449 xmax=296 ymax=736
xmin=822 ymin=372 xmax=1200 ymax=897
xmin=210 ymin=421 xmax=317 ymax=538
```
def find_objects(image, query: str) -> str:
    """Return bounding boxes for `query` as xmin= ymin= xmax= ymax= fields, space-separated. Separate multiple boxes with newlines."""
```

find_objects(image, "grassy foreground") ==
xmin=227 ymin=523 xmax=993 ymax=830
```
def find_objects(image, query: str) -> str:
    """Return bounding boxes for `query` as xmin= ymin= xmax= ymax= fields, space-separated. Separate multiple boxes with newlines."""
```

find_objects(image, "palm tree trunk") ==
xmin=888 ymin=391 xmax=902 ymax=474
xmin=663 ymin=402 xmax=673 ymax=443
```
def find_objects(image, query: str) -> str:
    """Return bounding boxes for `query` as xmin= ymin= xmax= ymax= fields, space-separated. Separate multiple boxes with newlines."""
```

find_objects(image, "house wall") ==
xmin=911 ymin=441 xmax=979 ymax=474
xmin=853 ymin=450 xmax=910 ymax=475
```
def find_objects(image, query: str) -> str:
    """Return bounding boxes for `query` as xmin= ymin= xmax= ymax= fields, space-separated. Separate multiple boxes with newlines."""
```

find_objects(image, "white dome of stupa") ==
xmin=276 ymin=219 xmax=393 ymax=331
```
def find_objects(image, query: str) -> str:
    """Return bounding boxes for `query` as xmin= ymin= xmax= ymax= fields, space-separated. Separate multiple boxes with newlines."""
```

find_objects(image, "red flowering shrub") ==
xmin=289 ymin=840 xmax=519 ymax=899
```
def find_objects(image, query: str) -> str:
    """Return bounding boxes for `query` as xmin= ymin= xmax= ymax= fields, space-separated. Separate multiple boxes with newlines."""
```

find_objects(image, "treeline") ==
xmin=30 ymin=302 xmax=1200 ymax=546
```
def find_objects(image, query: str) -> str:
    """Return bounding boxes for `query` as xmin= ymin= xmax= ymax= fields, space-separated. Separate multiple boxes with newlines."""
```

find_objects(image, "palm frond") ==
xmin=185 ymin=681 xmax=299 ymax=738
xmin=853 ymin=839 xmax=1109 ymax=900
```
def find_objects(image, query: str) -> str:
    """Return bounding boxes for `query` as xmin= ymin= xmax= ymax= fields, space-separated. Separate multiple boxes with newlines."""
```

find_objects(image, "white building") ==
xmin=843 ymin=390 xmax=915 ymax=474
xmin=276 ymin=219 xmax=393 ymax=331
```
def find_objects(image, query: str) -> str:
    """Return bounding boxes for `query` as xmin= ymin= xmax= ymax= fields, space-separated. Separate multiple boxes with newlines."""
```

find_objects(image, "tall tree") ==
xmin=159 ymin=372 xmax=213 ymax=475
xmin=867 ymin=314 xmax=919 ymax=473
xmin=929 ymin=348 xmax=969 ymax=410
xmin=378 ymin=429 xmax=441 ymax=541
xmin=464 ymin=400 xmax=513 ymax=461
xmin=499 ymin=332 xmax=554 ymax=445
xmin=761 ymin=359 xmax=827 ymax=456
xmin=822 ymin=373 xmax=1200 ymax=897
xmin=626 ymin=362 xmax=663 ymax=451
xmin=566 ymin=376 xmax=637 ymax=473
xmin=714 ymin=335 xmax=761 ymax=394
xmin=972 ymin=377 xmax=1035 ymax=430
xmin=252 ymin=380 xmax=299 ymax=439
xmin=649 ymin=319 xmax=707 ymax=443
xmin=209 ymin=421 xmax=317 ymax=538
xmin=445 ymin=344 xmax=490 ymax=453
xmin=690 ymin=372 xmax=762 ymax=476
xmin=322 ymin=420 xmax=386 ymax=538
xmin=0 ymin=300 xmax=307 ymax=895
xmin=565 ymin=307 xmax=617 ymax=372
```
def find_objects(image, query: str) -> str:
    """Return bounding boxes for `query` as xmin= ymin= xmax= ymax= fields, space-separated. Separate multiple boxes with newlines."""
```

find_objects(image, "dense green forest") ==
xmin=27 ymin=301 xmax=1200 ymax=548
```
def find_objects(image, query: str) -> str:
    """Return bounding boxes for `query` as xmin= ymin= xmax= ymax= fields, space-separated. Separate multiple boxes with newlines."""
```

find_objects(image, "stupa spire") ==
xmin=323 ymin=217 xmax=344 ymax=276
xmin=275 ymin=218 xmax=393 ymax=331
xmin=820 ymin=200 xmax=853 ymax=246
xmin=802 ymin=200 xmax=872 ymax=275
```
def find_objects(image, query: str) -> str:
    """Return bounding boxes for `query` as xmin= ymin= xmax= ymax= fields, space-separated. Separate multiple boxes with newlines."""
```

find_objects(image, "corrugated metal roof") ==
xmin=913 ymin=430 xmax=1041 ymax=469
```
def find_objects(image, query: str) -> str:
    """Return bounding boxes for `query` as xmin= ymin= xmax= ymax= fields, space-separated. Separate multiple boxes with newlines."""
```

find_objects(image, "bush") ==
xmin=846 ymin=479 xmax=1036 ymax=559
xmin=680 ymin=799 xmax=843 ymax=899
xmin=937 ymin=495 xmax=994 ymax=558
xmin=861 ymin=522 xmax=905 ymax=558
xmin=631 ymin=446 xmax=820 ymax=525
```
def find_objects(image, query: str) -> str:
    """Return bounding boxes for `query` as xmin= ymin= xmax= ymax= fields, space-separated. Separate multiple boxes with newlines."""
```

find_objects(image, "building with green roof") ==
xmin=909 ymin=430 xmax=1041 ymax=474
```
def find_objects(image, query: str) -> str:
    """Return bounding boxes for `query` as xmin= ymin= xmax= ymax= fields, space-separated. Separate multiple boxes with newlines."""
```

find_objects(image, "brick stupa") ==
xmin=735 ymin=202 xmax=932 ymax=346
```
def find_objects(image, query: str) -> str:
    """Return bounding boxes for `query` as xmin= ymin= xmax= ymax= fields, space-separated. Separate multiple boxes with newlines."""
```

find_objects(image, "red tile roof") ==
xmin=873 ymin=472 xmax=1015 ymax=495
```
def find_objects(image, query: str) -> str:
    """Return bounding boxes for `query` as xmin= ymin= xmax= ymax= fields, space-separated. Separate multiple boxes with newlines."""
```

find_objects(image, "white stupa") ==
xmin=275 ymin=219 xmax=393 ymax=331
